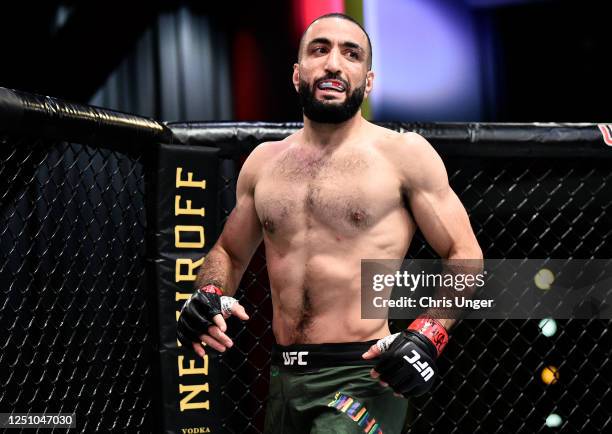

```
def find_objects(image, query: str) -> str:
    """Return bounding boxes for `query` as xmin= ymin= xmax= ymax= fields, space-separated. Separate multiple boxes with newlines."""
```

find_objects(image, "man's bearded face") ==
xmin=298 ymin=74 xmax=366 ymax=124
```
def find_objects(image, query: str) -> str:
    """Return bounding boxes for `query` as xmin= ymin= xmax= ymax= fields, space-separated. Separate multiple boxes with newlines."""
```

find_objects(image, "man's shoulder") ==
xmin=251 ymin=138 xmax=291 ymax=157
xmin=370 ymin=126 xmax=446 ymax=188
xmin=244 ymin=137 xmax=292 ymax=170
xmin=372 ymin=126 xmax=435 ymax=163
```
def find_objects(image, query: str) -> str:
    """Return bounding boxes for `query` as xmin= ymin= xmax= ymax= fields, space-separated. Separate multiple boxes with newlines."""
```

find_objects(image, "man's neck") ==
xmin=302 ymin=112 xmax=365 ymax=149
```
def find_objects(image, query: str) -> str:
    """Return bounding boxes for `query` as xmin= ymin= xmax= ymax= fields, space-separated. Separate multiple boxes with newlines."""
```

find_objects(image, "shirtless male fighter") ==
xmin=178 ymin=13 xmax=482 ymax=434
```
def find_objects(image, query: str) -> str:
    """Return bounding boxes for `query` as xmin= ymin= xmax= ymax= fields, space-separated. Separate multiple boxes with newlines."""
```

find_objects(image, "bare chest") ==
xmin=254 ymin=148 xmax=403 ymax=235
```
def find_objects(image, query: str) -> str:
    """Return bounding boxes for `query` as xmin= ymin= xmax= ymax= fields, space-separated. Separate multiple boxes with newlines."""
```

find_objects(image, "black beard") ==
xmin=298 ymin=77 xmax=365 ymax=124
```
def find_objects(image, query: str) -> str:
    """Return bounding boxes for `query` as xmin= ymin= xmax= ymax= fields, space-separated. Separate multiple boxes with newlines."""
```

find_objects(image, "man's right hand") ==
xmin=177 ymin=284 xmax=249 ymax=357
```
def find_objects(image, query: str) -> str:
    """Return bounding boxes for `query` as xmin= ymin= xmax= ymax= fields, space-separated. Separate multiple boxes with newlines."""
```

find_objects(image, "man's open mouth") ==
xmin=316 ymin=79 xmax=346 ymax=92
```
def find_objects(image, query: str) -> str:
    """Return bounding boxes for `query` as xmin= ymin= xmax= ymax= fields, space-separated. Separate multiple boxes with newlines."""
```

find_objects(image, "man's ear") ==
xmin=364 ymin=70 xmax=375 ymax=99
xmin=292 ymin=64 xmax=300 ymax=93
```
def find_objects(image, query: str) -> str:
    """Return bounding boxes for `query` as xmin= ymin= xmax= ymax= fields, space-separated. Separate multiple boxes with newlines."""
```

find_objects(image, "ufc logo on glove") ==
xmin=404 ymin=350 xmax=434 ymax=381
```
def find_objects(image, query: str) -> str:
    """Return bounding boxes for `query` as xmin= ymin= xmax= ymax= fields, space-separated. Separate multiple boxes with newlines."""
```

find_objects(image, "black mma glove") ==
xmin=374 ymin=316 xmax=448 ymax=397
xmin=177 ymin=284 xmax=231 ymax=347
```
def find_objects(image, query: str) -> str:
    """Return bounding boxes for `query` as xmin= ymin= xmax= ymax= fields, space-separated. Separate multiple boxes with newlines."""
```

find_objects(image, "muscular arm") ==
xmin=194 ymin=144 xmax=266 ymax=295
xmin=363 ymin=132 xmax=482 ymax=394
xmin=178 ymin=144 xmax=271 ymax=357
xmin=399 ymin=133 xmax=483 ymax=329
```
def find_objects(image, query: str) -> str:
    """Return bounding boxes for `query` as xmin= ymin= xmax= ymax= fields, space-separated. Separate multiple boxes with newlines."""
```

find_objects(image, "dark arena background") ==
xmin=1 ymin=1 xmax=611 ymax=433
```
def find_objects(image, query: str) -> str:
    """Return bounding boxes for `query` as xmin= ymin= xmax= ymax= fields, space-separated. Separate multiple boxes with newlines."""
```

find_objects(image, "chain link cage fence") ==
xmin=0 ymin=135 xmax=154 ymax=432
xmin=1 ymin=91 xmax=611 ymax=434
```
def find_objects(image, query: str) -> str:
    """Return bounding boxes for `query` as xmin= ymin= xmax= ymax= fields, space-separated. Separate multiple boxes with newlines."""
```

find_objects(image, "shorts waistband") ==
xmin=271 ymin=340 xmax=378 ymax=370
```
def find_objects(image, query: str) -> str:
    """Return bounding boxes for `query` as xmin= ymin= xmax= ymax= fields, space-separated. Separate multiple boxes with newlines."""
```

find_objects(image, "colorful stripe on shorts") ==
xmin=328 ymin=392 xmax=383 ymax=434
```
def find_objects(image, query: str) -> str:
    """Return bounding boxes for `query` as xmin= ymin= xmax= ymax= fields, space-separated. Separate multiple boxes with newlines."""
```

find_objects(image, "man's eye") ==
xmin=314 ymin=47 xmax=327 ymax=54
xmin=347 ymin=51 xmax=359 ymax=59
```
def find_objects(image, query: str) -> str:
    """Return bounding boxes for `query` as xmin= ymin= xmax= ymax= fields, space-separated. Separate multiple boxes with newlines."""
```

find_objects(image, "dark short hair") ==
xmin=298 ymin=13 xmax=373 ymax=70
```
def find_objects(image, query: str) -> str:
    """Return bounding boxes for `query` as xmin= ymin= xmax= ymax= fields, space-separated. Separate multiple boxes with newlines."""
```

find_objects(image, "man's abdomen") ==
xmin=266 ymin=217 xmax=415 ymax=345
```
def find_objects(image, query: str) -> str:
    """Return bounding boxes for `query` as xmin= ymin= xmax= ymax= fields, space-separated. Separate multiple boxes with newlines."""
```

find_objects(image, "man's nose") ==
xmin=324 ymin=47 xmax=342 ymax=74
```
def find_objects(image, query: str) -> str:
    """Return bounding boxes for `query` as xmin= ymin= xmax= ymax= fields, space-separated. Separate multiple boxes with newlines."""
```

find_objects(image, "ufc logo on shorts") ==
xmin=282 ymin=351 xmax=308 ymax=366
xmin=403 ymin=350 xmax=434 ymax=381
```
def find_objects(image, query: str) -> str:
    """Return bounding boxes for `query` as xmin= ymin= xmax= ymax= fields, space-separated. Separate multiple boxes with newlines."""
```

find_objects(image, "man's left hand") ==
xmin=362 ymin=329 xmax=440 ymax=397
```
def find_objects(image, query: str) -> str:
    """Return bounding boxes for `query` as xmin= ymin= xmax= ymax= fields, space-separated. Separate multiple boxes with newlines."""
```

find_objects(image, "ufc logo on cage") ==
xmin=404 ymin=350 xmax=434 ymax=381
xmin=282 ymin=351 xmax=309 ymax=366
